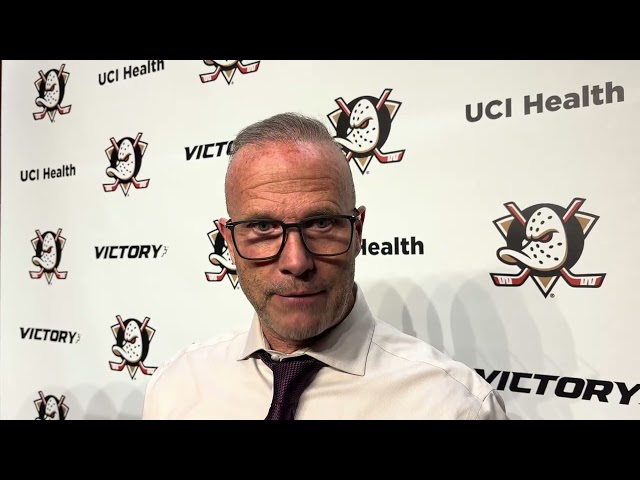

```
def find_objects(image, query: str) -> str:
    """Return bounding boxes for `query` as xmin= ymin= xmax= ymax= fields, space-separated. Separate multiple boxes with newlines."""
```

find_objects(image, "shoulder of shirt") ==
xmin=145 ymin=327 xmax=249 ymax=390
xmin=370 ymin=317 xmax=496 ymax=403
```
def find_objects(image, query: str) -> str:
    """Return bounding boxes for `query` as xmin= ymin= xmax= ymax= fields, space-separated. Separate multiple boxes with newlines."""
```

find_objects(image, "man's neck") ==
xmin=264 ymin=334 xmax=311 ymax=355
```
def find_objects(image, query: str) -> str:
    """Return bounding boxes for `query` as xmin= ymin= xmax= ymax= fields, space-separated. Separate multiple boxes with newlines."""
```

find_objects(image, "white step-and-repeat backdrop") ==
xmin=1 ymin=60 xmax=638 ymax=420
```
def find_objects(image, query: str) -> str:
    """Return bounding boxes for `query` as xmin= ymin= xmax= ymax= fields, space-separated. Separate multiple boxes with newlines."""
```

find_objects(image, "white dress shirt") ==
xmin=142 ymin=283 xmax=508 ymax=420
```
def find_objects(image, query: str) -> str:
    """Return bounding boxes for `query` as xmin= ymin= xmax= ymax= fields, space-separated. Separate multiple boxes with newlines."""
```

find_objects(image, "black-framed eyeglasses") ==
xmin=225 ymin=209 xmax=361 ymax=261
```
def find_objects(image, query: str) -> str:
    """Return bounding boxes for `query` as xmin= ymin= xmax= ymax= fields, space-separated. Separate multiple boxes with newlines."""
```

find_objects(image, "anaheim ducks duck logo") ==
xmin=205 ymin=220 xmax=239 ymax=289
xmin=103 ymin=133 xmax=150 ymax=196
xmin=490 ymin=197 xmax=606 ymax=297
xmin=199 ymin=60 xmax=260 ymax=85
xmin=33 ymin=64 xmax=72 ymax=122
xmin=109 ymin=315 xmax=158 ymax=379
xmin=34 ymin=391 xmax=69 ymax=420
xmin=29 ymin=229 xmax=68 ymax=284
xmin=328 ymin=88 xmax=406 ymax=175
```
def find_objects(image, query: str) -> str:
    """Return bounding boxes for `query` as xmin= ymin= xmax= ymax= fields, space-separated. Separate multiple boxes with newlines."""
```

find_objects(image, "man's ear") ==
xmin=217 ymin=218 xmax=237 ymax=264
xmin=354 ymin=206 xmax=366 ymax=256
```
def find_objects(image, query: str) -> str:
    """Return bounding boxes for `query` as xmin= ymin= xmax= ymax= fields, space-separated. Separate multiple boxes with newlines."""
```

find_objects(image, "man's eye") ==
xmin=248 ymin=222 xmax=276 ymax=232
xmin=307 ymin=218 xmax=334 ymax=229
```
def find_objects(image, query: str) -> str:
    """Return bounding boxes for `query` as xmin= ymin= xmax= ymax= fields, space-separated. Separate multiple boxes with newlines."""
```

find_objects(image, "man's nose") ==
xmin=278 ymin=229 xmax=314 ymax=275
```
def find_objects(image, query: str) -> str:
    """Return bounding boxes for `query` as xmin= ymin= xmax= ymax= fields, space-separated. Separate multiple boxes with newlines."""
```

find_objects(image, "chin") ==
xmin=273 ymin=313 xmax=333 ymax=342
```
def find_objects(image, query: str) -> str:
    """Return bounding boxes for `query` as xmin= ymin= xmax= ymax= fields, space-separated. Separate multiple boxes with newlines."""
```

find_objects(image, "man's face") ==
xmin=220 ymin=141 xmax=365 ymax=343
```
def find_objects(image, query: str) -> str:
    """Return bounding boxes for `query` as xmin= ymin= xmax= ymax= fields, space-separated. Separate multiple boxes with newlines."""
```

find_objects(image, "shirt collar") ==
xmin=237 ymin=282 xmax=374 ymax=376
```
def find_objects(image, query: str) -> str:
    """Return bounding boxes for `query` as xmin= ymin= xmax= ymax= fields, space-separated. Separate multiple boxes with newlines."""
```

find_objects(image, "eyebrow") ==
xmin=301 ymin=208 xmax=344 ymax=217
xmin=237 ymin=208 xmax=344 ymax=221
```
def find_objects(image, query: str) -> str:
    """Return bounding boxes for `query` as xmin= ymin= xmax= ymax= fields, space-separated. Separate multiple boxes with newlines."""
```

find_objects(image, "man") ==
xmin=142 ymin=112 xmax=508 ymax=420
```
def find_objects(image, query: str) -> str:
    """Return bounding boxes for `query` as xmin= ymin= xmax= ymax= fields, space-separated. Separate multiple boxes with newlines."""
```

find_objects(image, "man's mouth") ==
xmin=277 ymin=290 xmax=324 ymax=298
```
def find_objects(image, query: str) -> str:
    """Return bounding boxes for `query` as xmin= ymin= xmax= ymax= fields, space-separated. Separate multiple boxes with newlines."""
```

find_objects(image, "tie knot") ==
xmin=258 ymin=350 xmax=325 ymax=419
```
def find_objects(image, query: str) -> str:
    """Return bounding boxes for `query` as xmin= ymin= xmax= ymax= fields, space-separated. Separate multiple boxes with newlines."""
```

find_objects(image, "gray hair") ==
xmin=229 ymin=112 xmax=342 ymax=158
xmin=225 ymin=112 xmax=356 ymax=207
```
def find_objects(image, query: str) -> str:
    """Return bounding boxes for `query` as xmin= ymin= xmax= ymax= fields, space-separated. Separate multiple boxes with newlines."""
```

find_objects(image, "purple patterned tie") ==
xmin=258 ymin=350 xmax=325 ymax=420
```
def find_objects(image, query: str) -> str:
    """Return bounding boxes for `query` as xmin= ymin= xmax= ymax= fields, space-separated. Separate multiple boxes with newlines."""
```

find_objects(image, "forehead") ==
xmin=237 ymin=140 xmax=338 ymax=168
xmin=228 ymin=141 xmax=350 ymax=219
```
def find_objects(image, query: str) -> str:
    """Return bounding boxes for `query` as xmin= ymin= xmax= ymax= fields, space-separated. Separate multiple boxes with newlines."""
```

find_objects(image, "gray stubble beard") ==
xmin=238 ymin=257 xmax=357 ymax=343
